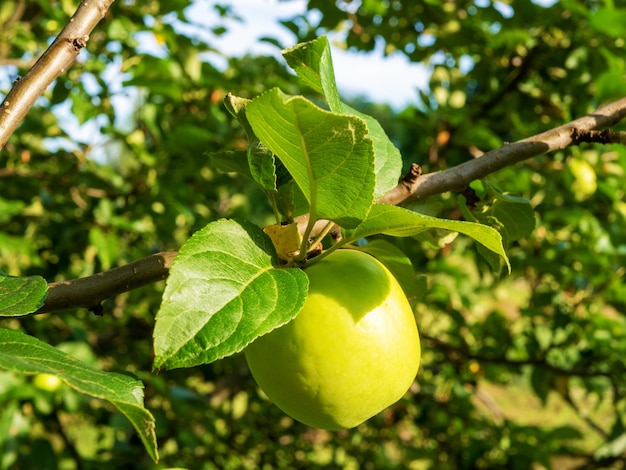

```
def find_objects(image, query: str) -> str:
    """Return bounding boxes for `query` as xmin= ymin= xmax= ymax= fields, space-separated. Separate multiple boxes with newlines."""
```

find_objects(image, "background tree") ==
xmin=1 ymin=1 xmax=626 ymax=469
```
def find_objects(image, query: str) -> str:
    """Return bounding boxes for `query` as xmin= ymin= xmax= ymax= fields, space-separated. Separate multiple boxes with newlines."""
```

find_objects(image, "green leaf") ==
xmin=0 ymin=328 xmax=157 ymax=462
xmin=246 ymin=88 xmax=375 ymax=228
xmin=529 ymin=366 xmax=551 ymax=405
xmin=341 ymin=103 xmax=403 ymax=200
xmin=0 ymin=197 xmax=25 ymax=223
xmin=590 ymin=7 xmax=626 ymax=38
xmin=472 ymin=189 xmax=536 ymax=244
xmin=282 ymin=37 xmax=402 ymax=200
xmin=153 ymin=218 xmax=309 ymax=370
xmin=224 ymin=94 xmax=277 ymax=191
xmin=208 ymin=150 xmax=254 ymax=180
xmin=342 ymin=204 xmax=510 ymax=271
xmin=549 ymin=425 xmax=583 ymax=441
xmin=248 ymin=142 xmax=278 ymax=191
xmin=282 ymin=36 xmax=342 ymax=112
xmin=0 ymin=272 xmax=47 ymax=317
xmin=276 ymin=181 xmax=297 ymax=220
xmin=475 ymin=243 xmax=506 ymax=272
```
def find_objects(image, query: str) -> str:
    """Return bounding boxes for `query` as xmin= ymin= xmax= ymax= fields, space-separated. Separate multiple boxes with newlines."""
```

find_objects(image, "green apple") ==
xmin=570 ymin=158 xmax=597 ymax=200
xmin=33 ymin=373 xmax=63 ymax=392
xmin=245 ymin=249 xmax=421 ymax=430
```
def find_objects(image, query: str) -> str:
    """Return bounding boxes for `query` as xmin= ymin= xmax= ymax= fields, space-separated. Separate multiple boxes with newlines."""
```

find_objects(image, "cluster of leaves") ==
xmin=1 ymin=0 xmax=626 ymax=468
xmin=1 ymin=33 xmax=511 ymax=461
xmin=294 ymin=2 xmax=626 ymax=467
xmin=288 ymin=0 xmax=626 ymax=164
xmin=0 ymin=1 xmax=299 ymax=466
xmin=152 ymin=36 xmax=508 ymax=374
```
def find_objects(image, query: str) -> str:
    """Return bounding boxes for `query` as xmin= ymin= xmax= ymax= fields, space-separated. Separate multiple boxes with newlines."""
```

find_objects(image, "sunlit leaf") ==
xmin=282 ymin=35 xmax=342 ymax=112
xmin=282 ymin=37 xmax=403 ymax=200
xmin=342 ymin=103 xmax=403 ymax=199
xmin=246 ymin=89 xmax=375 ymax=228
xmin=153 ymin=218 xmax=308 ymax=370
xmin=0 ymin=329 xmax=157 ymax=462
xmin=0 ymin=272 xmax=47 ymax=317
xmin=342 ymin=204 xmax=510 ymax=271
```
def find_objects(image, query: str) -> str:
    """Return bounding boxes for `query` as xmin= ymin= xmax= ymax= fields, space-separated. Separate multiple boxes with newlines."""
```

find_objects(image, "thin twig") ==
xmin=36 ymin=252 xmax=177 ymax=314
xmin=379 ymin=97 xmax=626 ymax=204
xmin=0 ymin=0 xmax=116 ymax=149
xmin=0 ymin=58 xmax=37 ymax=68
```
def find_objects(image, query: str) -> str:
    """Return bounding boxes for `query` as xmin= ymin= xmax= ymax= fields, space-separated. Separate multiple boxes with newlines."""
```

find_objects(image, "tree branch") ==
xmin=36 ymin=252 xmax=177 ymax=314
xmin=379 ymin=97 xmax=626 ymax=204
xmin=0 ymin=0 xmax=115 ymax=150
xmin=30 ymin=97 xmax=626 ymax=315
xmin=9 ymin=3 xmax=626 ymax=315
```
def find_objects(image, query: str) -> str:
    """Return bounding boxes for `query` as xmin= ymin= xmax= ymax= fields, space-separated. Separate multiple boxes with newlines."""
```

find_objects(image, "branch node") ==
xmin=399 ymin=163 xmax=422 ymax=193
xmin=403 ymin=163 xmax=422 ymax=183
xmin=460 ymin=186 xmax=480 ymax=207
xmin=570 ymin=127 xmax=621 ymax=145
xmin=71 ymin=35 xmax=90 ymax=51
xmin=89 ymin=304 xmax=105 ymax=316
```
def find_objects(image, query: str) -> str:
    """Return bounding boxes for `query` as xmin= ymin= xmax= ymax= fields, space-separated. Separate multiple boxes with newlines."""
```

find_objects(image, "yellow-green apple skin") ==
xmin=33 ymin=373 xmax=63 ymax=392
xmin=570 ymin=158 xmax=597 ymax=200
xmin=245 ymin=249 xmax=421 ymax=430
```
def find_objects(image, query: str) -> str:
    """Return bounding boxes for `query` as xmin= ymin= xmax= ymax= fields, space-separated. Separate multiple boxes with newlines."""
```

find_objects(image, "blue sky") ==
xmin=192 ymin=0 xmax=430 ymax=108
xmin=187 ymin=0 xmax=554 ymax=106
xmin=141 ymin=0 xmax=430 ymax=109
xmin=69 ymin=0 xmax=430 ymax=150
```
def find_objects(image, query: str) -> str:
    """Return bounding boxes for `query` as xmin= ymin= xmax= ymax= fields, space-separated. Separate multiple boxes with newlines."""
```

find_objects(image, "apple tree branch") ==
xmin=35 ymin=252 xmax=178 ymax=315
xmin=379 ymin=97 xmax=626 ymax=204
xmin=5 ymin=2 xmax=626 ymax=314
xmin=36 ymin=98 xmax=626 ymax=313
xmin=0 ymin=0 xmax=115 ymax=149
xmin=37 ymin=96 xmax=626 ymax=314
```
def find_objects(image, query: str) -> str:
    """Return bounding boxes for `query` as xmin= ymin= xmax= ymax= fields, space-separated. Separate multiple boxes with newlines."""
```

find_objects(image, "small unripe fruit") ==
xmin=570 ymin=158 xmax=597 ymax=200
xmin=33 ymin=373 xmax=63 ymax=392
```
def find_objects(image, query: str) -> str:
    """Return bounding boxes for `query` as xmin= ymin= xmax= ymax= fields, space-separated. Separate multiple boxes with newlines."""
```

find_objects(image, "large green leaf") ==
xmin=282 ymin=35 xmax=342 ymax=112
xmin=341 ymin=204 xmax=510 ymax=270
xmin=341 ymin=103 xmax=403 ymax=200
xmin=246 ymin=88 xmax=375 ymax=228
xmin=282 ymin=37 xmax=402 ymax=200
xmin=0 ymin=272 xmax=47 ymax=317
xmin=153 ymin=218 xmax=309 ymax=370
xmin=0 ymin=328 xmax=157 ymax=462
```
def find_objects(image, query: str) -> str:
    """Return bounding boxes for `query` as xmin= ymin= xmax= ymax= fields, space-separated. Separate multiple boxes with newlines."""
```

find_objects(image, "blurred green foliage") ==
xmin=1 ymin=0 xmax=626 ymax=468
